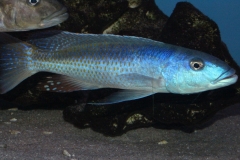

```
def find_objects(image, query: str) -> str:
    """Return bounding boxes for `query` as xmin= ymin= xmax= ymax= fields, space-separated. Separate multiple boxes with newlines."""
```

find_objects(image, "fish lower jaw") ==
xmin=215 ymin=74 xmax=238 ymax=84
xmin=210 ymin=74 xmax=238 ymax=89
xmin=41 ymin=7 xmax=69 ymax=28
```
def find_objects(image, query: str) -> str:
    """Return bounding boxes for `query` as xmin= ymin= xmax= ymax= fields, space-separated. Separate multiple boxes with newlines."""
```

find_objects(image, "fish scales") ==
xmin=0 ymin=31 xmax=237 ymax=104
xmin=30 ymin=35 xmax=168 ymax=90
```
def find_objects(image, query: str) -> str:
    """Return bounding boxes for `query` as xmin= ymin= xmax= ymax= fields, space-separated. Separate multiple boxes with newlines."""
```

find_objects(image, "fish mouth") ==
xmin=40 ymin=7 xmax=69 ymax=28
xmin=212 ymin=68 xmax=238 ymax=85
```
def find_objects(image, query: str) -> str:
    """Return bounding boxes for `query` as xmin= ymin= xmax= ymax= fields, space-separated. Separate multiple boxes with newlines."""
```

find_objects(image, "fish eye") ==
xmin=27 ymin=0 xmax=41 ymax=6
xmin=190 ymin=58 xmax=204 ymax=71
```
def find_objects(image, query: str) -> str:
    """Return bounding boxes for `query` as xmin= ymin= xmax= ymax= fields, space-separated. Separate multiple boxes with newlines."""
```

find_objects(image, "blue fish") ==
xmin=0 ymin=31 xmax=238 ymax=104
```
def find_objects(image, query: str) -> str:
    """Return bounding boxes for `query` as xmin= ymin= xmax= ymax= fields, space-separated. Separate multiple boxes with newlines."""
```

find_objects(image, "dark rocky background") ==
xmin=0 ymin=0 xmax=239 ymax=136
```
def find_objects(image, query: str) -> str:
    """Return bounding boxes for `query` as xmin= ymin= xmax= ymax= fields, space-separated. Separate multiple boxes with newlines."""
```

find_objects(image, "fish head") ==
xmin=162 ymin=50 xmax=238 ymax=94
xmin=1 ymin=0 xmax=68 ymax=31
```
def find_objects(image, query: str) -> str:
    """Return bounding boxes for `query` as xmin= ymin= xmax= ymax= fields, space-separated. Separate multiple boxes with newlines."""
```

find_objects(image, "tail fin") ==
xmin=0 ymin=33 xmax=35 ymax=94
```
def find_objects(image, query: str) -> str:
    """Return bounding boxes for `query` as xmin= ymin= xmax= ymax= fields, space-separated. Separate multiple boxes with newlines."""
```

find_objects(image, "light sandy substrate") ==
xmin=0 ymin=103 xmax=240 ymax=160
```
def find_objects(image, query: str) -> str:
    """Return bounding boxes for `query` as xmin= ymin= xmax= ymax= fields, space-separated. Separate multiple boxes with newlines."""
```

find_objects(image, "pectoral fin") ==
xmin=116 ymin=73 xmax=165 ymax=89
xmin=88 ymin=90 xmax=154 ymax=105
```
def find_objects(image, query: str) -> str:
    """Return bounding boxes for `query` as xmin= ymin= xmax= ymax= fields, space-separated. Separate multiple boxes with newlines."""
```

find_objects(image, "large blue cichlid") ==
xmin=0 ymin=31 xmax=238 ymax=104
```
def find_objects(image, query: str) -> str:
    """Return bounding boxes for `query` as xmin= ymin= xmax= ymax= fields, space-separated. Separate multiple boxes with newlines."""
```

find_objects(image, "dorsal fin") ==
xmin=27 ymin=30 xmax=161 ymax=51
xmin=27 ymin=30 xmax=72 ymax=51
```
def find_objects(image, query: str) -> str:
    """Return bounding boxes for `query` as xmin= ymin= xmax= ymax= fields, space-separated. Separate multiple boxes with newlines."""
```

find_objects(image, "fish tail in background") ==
xmin=0 ymin=33 xmax=36 ymax=94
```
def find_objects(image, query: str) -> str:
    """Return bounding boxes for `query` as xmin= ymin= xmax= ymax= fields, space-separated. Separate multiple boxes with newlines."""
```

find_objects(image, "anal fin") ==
xmin=37 ymin=75 xmax=99 ymax=92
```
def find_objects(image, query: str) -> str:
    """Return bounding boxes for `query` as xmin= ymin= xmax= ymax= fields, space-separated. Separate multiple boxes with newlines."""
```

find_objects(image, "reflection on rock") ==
xmin=127 ymin=0 xmax=142 ymax=8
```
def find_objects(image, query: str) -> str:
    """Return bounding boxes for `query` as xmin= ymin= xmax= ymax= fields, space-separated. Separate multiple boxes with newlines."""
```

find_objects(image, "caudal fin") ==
xmin=0 ymin=33 xmax=36 ymax=94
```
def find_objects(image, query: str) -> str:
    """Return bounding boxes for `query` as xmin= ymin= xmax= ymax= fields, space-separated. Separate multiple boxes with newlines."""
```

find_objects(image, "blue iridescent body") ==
xmin=0 ymin=31 xmax=237 ymax=104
